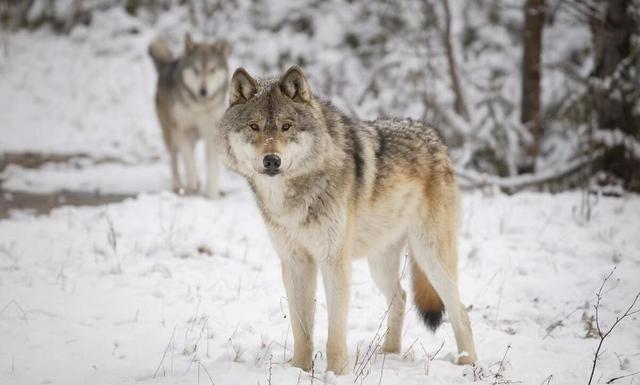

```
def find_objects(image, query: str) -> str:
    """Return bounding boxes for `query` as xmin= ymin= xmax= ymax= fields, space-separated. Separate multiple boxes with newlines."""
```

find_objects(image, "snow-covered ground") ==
xmin=1 ymin=10 xmax=640 ymax=385
xmin=2 ymin=186 xmax=639 ymax=385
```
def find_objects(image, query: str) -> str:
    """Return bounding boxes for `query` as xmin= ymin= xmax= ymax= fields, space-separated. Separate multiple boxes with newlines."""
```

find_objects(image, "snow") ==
xmin=1 ymin=8 xmax=640 ymax=385
xmin=2 ymin=162 xmax=167 ymax=194
xmin=1 ymin=188 xmax=639 ymax=385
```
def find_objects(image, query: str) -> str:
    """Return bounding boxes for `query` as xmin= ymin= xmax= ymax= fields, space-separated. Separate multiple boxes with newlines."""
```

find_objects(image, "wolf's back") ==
xmin=148 ymin=38 xmax=173 ymax=72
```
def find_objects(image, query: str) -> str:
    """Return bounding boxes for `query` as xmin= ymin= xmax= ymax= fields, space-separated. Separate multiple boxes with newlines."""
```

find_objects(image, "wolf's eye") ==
xmin=282 ymin=123 xmax=291 ymax=131
xmin=249 ymin=123 xmax=260 ymax=131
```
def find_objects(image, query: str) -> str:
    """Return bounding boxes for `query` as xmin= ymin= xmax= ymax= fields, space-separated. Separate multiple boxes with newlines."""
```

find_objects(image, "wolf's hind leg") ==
xmin=367 ymin=238 xmax=406 ymax=353
xmin=408 ymin=198 xmax=477 ymax=365
xmin=281 ymin=255 xmax=317 ymax=371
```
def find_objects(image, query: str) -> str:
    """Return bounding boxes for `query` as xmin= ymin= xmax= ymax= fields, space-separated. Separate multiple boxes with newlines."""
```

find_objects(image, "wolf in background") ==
xmin=217 ymin=66 xmax=478 ymax=374
xmin=149 ymin=33 xmax=230 ymax=198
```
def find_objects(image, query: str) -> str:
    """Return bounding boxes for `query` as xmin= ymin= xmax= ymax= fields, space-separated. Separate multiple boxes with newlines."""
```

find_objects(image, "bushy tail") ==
xmin=411 ymin=257 xmax=445 ymax=331
xmin=148 ymin=37 xmax=172 ymax=72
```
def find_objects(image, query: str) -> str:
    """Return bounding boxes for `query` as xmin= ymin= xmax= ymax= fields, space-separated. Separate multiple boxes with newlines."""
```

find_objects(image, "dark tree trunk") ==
xmin=591 ymin=0 xmax=640 ymax=190
xmin=521 ymin=0 xmax=545 ymax=171
xmin=441 ymin=0 xmax=469 ymax=121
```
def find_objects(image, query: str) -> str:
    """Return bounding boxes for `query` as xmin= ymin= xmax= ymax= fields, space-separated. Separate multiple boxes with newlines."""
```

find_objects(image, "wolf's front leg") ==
xmin=320 ymin=256 xmax=352 ymax=375
xmin=168 ymin=145 xmax=181 ymax=193
xmin=176 ymin=133 xmax=199 ymax=194
xmin=281 ymin=256 xmax=317 ymax=371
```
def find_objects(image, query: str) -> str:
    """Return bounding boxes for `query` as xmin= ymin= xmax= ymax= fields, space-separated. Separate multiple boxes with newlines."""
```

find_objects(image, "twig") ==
xmin=354 ymin=328 xmax=389 ymax=383
xmin=284 ymin=322 xmax=290 ymax=363
xmin=543 ymin=308 xmax=580 ymax=339
xmin=401 ymin=338 xmax=419 ymax=360
xmin=105 ymin=213 xmax=122 ymax=274
xmin=378 ymin=353 xmax=386 ymax=385
xmin=353 ymin=306 xmax=389 ymax=382
xmin=354 ymin=254 xmax=410 ymax=383
xmin=419 ymin=341 xmax=444 ymax=376
xmin=429 ymin=340 xmax=445 ymax=361
xmin=0 ymin=299 xmax=28 ymax=322
xmin=353 ymin=343 xmax=362 ymax=372
xmin=196 ymin=361 xmax=216 ymax=385
xmin=588 ymin=269 xmax=640 ymax=385
xmin=495 ymin=344 xmax=511 ymax=381
xmin=540 ymin=374 xmax=553 ymax=385
xmin=153 ymin=326 xmax=177 ymax=378
xmin=606 ymin=370 xmax=640 ymax=384
xmin=310 ymin=351 xmax=322 ymax=385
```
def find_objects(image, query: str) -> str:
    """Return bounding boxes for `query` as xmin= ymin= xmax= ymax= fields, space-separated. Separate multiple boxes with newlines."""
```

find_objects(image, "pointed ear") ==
xmin=214 ymin=40 xmax=231 ymax=57
xmin=229 ymin=68 xmax=258 ymax=107
xmin=279 ymin=66 xmax=311 ymax=103
xmin=185 ymin=33 xmax=195 ymax=52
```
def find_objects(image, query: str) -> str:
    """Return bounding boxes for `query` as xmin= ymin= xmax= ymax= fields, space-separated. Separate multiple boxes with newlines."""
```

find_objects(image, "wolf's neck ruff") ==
xmin=179 ymin=81 xmax=226 ymax=105
xmin=251 ymin=167 xmax=334 ymax=225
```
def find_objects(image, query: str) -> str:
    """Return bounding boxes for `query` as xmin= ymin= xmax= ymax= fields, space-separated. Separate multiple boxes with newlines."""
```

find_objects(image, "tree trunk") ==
xmin=591 ymin=0 xmax=640 ymax=191
xmin=441 ymin=0 xmax=469 ymax=121
xmin=521 ymin=0 xmax=545 ymax=171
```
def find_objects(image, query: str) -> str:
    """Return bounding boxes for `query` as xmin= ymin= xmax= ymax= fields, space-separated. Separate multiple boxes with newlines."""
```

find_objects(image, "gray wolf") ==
xmin=217 ymin=66 xmax=478 ymax=374
xmin=149 ymin=33 xmax=230 ymax=198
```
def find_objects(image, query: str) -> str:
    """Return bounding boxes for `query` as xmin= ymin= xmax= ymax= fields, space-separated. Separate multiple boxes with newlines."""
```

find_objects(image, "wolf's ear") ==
xmin=185 ymin=33 xmax=195 ymax=52
xmin=214 ymin=40 xmax=231 ymax=57
xmin=229 ymin=68 xmax=258 ymax=107
xmin=279 ymin=66 xmax=311 ymax=103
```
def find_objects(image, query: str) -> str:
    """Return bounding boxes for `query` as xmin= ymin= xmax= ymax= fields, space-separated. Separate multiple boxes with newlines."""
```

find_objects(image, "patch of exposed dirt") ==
xmin=0 ymin=190 xmax=135 ymax=219
xmin=0 ymin=152 xmax=124 ymax=172
xmin=0 ymin=152 xmax=139 ymax=219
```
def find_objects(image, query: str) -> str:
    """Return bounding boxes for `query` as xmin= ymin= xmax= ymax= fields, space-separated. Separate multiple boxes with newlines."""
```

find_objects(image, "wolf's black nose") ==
xmin=199 ymin=87 xmax=207 ymax=97
xmin=263 ymin=154 xmax=281 ymax=172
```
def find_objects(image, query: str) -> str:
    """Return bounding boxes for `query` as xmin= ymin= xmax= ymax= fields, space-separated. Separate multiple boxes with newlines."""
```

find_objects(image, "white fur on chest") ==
xmin=255 ymin=177 xmax=348 ymax=261
xmin=254 ymin=176 xmax=301 ymax=222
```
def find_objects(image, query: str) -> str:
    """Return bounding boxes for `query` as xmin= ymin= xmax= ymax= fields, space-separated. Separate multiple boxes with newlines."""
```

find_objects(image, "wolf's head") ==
xmin=180 ymin=33 xmax=230 ymax=101
xmin=219 ymin=66 xmax=332 ymax=178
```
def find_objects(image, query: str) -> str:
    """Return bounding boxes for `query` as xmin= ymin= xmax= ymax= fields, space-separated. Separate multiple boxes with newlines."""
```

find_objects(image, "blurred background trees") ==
xmin=1 ymin=0 xmax=638 ymax=192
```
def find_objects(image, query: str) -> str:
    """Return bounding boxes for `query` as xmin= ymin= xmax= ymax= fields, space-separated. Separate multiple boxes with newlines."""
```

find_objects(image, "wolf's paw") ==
xmin=290 ymin=355 xmax=312 ymax=372
xmin=326 ymin=352 xmax=349 ymax=375
xmin=172 ymin=185 xmax=185 ymax=195
xmin=205 ymin=189 xmax=220 ymax=200
xmin=380 ymin=340 xmax=401 ymax=354
xmin=184 ymin=186 xmax=200 ymax=196
xmin=456 ymin=352 xmax=477 ymax=366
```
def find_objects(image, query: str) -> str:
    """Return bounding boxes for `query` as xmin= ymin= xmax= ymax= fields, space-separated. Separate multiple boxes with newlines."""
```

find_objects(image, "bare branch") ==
xmin=456 ymin=150 xmax=604 ymax=192
xmin=587 ymin=269 xmax=640 ymax=385
xmin=606 ymin=370 xmax=640 ymax=384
